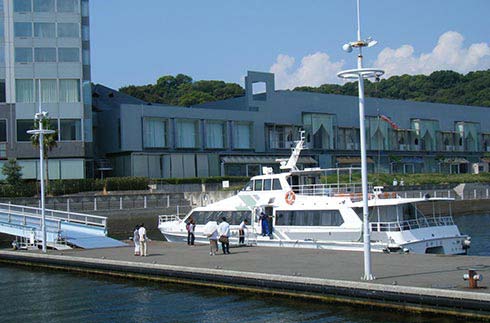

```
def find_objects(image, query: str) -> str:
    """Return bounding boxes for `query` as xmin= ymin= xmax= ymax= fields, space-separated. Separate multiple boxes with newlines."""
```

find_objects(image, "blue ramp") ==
xmin=62 ymin=229 xmax=126 ymax=249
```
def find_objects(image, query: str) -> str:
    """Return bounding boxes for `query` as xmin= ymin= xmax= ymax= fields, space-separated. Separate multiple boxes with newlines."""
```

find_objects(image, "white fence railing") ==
xmin=0 ymin=203 xmax=107 ymax=228
xmin=371 ymin=216 xmax=455 ymax=232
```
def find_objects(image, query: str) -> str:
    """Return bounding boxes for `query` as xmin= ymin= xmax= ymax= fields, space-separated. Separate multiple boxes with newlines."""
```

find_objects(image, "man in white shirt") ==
xmin=238 ymin=219 xmax=248 ymax=245
xmin=138 ymin=223 xmax=148 ymax=256
xmin=217 ymin=217 xmax=230 ymax=254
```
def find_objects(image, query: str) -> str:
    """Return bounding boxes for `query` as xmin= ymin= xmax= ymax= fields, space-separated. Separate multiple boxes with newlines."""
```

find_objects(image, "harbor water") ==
xmin=1 ymin=213 xmax=488 ymax=322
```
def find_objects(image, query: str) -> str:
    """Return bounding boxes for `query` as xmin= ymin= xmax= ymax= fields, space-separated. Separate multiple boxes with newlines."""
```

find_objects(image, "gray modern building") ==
xmin=93 ymin=71 xmax=490 ymax=178
xmin=0 ymin=0 xmax=92 ymax=180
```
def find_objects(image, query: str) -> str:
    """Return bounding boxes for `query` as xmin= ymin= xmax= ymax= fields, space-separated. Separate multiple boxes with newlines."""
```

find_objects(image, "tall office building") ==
xmin=0 ymin=0 xmax=91 ymax=179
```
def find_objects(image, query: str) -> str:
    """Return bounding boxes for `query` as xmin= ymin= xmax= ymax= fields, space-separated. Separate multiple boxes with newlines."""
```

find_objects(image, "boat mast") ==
xmin=278 ymin=130 xmax=305 ymax=171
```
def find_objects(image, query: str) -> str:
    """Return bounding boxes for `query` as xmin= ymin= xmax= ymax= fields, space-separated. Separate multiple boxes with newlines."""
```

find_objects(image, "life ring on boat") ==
xmin=285 ymin=191 xmax=296 ymax=205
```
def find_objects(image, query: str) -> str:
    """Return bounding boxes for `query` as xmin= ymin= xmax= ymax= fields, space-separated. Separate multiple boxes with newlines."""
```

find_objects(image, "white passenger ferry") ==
xmin=159 ymin=133 xmax=471 ymax=255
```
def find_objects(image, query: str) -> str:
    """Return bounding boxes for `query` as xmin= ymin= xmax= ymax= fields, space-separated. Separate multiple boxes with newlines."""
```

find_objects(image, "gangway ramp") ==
xmin=0 ymin=203 xmax=125 ymax=250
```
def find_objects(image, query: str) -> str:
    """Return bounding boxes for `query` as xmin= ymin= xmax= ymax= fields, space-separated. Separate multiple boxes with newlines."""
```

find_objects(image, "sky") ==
xmin=90 ymin=0 xmax=490 ymax=90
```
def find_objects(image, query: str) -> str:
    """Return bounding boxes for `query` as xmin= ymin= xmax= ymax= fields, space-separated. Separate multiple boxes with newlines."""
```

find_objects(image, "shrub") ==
xmin=105 ymin=177 xmax=150 ymax=191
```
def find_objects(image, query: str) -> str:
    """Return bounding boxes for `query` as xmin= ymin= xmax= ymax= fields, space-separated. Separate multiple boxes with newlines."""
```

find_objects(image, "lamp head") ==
xmin=342 ymin=43 xmax=353 ymax=53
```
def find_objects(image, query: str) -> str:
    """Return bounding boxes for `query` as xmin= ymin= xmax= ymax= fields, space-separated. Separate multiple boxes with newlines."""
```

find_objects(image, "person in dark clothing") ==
xmin=186 ymin=217 xmax=195 ymax=245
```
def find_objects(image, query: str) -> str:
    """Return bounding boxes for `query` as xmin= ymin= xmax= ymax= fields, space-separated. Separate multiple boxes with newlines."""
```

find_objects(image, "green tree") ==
xmin=30 ymin=118 xmax=58 ymax=192
xmin=2 ymin=159 xmax=23 ymax=186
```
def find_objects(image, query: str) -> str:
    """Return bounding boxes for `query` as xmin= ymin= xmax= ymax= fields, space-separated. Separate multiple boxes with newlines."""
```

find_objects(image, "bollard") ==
xmin=176 ymin=205 xmax=179 ymax=216
xmin=448 ymin=190 xmax=451 ymax=198
xmin=94 ymin=197 xmax=97 ymax=211
xmin=463 ymin=269 xmax=483 ymax=288
xmin=120 ymin=197 xmax=123 ymax=210
xmin=67 ymin=199 xmax=70 ymax=212
xmin=474 ymin=189 xmax=477 ymax=199
xmin=167 ymin=195 xmax=170 ymax=207
xmin=434 ymin=191 xmax=437 ymax=198
xmin=487 ymin=188 xmax=489 ymax=199
xmin=144 ymin=196 xmax=147 ymax=209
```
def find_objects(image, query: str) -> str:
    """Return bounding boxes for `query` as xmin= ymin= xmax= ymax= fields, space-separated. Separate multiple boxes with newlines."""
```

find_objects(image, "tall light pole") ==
xmin=27 ymin=81 xmax=55 ymax=253
xmin=337 ymin=0 xmax=384 ymax=280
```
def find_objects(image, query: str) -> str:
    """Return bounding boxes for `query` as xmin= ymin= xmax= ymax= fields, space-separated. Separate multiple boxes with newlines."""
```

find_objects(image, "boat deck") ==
xmin=1 ymin=242 xmax=489 ymax=319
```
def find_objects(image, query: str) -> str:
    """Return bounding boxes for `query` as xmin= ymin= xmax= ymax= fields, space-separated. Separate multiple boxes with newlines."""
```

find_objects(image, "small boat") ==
xmin=159 ymin=132 xmax=471 ymax=255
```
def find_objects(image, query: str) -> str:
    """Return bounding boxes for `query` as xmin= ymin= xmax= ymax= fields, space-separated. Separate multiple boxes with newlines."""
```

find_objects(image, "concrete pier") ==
xmin=1 ymin=242 xmax=490 ymax=320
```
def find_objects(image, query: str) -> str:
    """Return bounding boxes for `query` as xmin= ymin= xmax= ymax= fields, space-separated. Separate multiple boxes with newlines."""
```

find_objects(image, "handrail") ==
xmin=0 ymin=202 xmax=107 ymax=228
xmin=290 ymin=183 xmax=372 ymax=197
xmin=158 ymin=214 xmax=181 ymax=224
xmin=371 ymin=216 xmax=455 ymax=232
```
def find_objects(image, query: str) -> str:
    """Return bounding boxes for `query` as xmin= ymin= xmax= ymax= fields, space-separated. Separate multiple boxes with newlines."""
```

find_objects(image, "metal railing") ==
xmin=158 ymin=214 xmax=182 ymax=225
xmin=0 ymin=202 xmax=107 ymax=228
xmin=370 ymin=216 xmax=455 ymax=232
xmin=291 ymin=183 xmax=372 ymax=197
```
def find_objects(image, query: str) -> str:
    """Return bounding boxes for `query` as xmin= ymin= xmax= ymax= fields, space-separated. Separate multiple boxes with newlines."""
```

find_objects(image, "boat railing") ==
xmin=158 ymin=214 xmax=181 ymax=225
xmin=371 ymin=216 xmax=455 ymax=232
xmin=291 ymin=183 xmax=371 ymax=197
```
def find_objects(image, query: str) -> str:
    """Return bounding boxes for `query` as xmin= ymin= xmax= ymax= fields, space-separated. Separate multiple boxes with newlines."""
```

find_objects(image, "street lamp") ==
xmin=27 ymin=92 xmax=55 ymax=253
xmin=337 ymin=0 xmax=384 ymax=281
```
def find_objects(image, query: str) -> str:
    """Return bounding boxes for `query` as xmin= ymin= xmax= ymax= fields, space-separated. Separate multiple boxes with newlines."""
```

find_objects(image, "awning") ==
xmin=441 ymin=158 xmax=469 ymax=164
xmin=221 ymin=156 xmax=317 ymax=164
xmin=401 ymin=157 xmax=424 ymax=164
xmin=336 ymin=157 xmax=374 ymax=164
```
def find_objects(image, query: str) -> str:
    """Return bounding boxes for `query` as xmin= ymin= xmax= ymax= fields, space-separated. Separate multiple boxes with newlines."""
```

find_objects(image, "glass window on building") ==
xmin=0 ymin=80 xmax=5 ymax=102
xmin=36 ymin=79 xmax=57 ymax=102
xmin=34 ymin=48 xmax=56 ymax=62
xmin=34 ymin=23 xmax=55 ymax=38
xmin=16 ymin=79 xmax=34 ymax=103
xmin=14 ymin=0 xmax=31 ymax=12
xmin=58 ymin=48 xmax=79 ymax=62
xmin=233 ymin=122 xmax=252 ymax=149
xmin=143 ymin=118 xmax=167 ymax=148
xmin=57 ymin=23 xmax=79 ymax=37
xmin=57 ymin=0 xmax=78 ymax=13
xmin=302 ymin=113 xmax=336 ymax=150
xmin=60 ymin=119 xmax=81 ymax=141
xmin=14 ymin=22 xmax=32 ymax=37
xmin=81 ymin=0 xmax=89 ymax=16
xmin=0 ymin=120 xmax=6 ymax=142
xmin=15 ymin=48 xmax=32 ymax=63
xmin=81 ymin=25 xmax=89 ymax=41
xmin=82 ymin=49 xmax=90 ymax=65
xmin=206 ymin=121 xmax=225 ymax=148
xmin=59 ymin=79 xmax=80 ymax=102
xmin=175 ymin=119 xmax=199 ymax=148
xmin=34 ymin=0 xmax=54 ymax=12
xmin=17 ymin=119 xmax=34 ymax=141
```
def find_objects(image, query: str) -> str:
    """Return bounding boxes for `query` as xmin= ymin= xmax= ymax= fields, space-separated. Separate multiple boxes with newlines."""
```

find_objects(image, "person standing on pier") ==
xmin=187 ymin=218 xmax=195 ymax=246
xmin=238 ymin=219 xmax=248 ymax=245
xmin=138 ymin=223 xmax=148 ymax=256
xmin=133 ymin=225 xmax=140 ymax=256
xmin=208 ymin=228 xmax=219 ymax=256
xmin=218 ymin=217 xmax=230 ymax=254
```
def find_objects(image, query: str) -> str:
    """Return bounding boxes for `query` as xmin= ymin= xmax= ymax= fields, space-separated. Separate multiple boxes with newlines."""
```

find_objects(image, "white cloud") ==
xmin=269 ymin=31 xmax=490 ymax=89
xmin=270 ymin=52 xmax=344 ymax=89
xmin=374 ymin=31 xmax=490 ymax=76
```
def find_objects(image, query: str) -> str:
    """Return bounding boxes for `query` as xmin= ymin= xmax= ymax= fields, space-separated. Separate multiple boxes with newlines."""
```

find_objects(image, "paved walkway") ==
xmin=47 ymin=241 xmax=489 ymax=292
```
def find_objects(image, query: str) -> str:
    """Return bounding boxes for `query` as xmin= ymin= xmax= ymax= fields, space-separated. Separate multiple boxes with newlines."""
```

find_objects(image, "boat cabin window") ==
xmin=354 ymin=203 xmax=435 ymax=223
xmin=273 ymin=179 xmax=282 ymax=190
xmin=189 ymin=211 xmax=251 ymax=225
xmin=276 ymin=210 xmax=344 ymax=226
xmin=264 ymin=179 xmax=272 ymax=190
xmin=254 ymin=179 xmax=263 ymax=191
xmin=243 ymin=181 xmax=253 ymax=191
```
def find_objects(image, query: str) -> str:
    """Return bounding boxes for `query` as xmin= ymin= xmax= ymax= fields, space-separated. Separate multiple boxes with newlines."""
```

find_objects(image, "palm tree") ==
xmin=30 ymin=118 xmax=58 ymax=192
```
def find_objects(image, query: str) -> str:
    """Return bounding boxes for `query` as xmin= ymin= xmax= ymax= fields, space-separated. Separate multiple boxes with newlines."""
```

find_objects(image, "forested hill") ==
xmin=294 ymin=70 xmax=490 ymax=107
xmin=119 ymin=70 xmax=490 ymax=107
xmin=119 ymin=74 xmax=244 ymax=107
